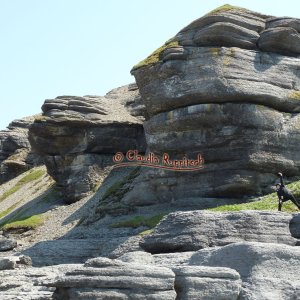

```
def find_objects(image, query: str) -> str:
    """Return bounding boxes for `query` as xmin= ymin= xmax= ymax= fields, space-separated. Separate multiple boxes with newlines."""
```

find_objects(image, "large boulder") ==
xmin=126 ymin=5 xmax=300 ymax=205
xmin=140 ymin=211 xmax=300 ymax=253
xmin=189 ymin=242 xmax=300 ymax=300
xmin=0 ymin=116 xmax=41 ymax=183
xmin=29 ymin=84 xmax=147 ymax=203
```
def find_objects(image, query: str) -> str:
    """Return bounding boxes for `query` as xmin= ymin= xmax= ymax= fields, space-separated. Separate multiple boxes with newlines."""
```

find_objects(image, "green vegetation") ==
xmin=101 ymin=168 xmax=140 ymax=202
xmin=132 ymin=40 xmax=179 ymax=70
xmin=0 ymin=201 xmax=22 ymax=219
xmin=0 ymin=168 xmax=45 ymax=203
xmin=139 ymin=229 xmax=154 ymax=236
xmin=288 ymin=90 xmax=300 ymax=100
xmin=2 ymin=214 xmax=44 ymax=231
xmin=209 ymin=180 xmax=300 ymax=213
xmin=205 ymin=4 xmax=248 ymax=16
xmin=110 ymin=213 xmax=166 ymax=229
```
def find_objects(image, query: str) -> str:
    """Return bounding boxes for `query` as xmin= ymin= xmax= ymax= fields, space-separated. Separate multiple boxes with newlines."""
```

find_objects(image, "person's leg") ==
xmin=290 ymin=195 xmax=300 ymax=210
xmin=278 ymin=200 xmax=282 ymax=211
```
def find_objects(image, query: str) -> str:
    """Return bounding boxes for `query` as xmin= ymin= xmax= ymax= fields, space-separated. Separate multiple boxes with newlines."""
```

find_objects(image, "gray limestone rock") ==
xmin=0 ymin=116 xmax=41 ymax=183
xmin=140 ymin=211 xmax=299 ymax=253
xmin=0 ymin=257 xmax=16 ymax=270
xmin=43 ymin=258 xmax=176 ymax=300
xmin=29 ymin=85 xmax=146 ymax=203
xmin=189 ymin=242 xmax=300 ymax=300
xmin=0 ymin=238 xmax=17 ymax=251
xmin=129 ymin=6 xmax=300 ymax=203
xmin=173 ymin=266 xmax=241 ymax=300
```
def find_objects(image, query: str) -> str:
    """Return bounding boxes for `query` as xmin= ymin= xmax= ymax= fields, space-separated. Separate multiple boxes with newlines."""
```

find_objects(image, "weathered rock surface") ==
xmin=44 ymin=257 xmax=177 ymax=300
xmin=189 ymin=242 xmax=300 ymax=300
xmin=0 ymin=264 xmax=78 ymax=300
xmin=141 ymin=211 xmax=300 ymax=253
xmin=258 ymin=17 xmax=300 ymax=55
xmin=174 ymin=266 xmax=241 ymax=300
xmin=22 ymin=236 xmax=142 ymax=266
xmin=0 ymin=255 xmax=31 ymax=270
xmin=0 ymin=237 xmax=17 ymax=251
xmin=0 ymin=116 xmax=41 ymax=183
xmin=29 ymin=84 xmax=147 ymax=203
xmin=127 ymin=6 xmax=300 ymax=204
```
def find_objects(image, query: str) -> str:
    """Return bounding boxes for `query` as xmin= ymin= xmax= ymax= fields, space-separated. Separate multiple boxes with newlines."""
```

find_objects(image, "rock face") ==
xmin=29 ymin=84 xmax=147 ymax=203
xmin=127 ymin=5 xmax=300 ymax=205
xmin=0 ymin=116 xmax=41 ymax=183
xmin=140 ymin=211 xmax=300 ymax=253
xmin=189 ymin=242 xmax=300 ymax=300
xmin=45 ymin=257 xmax=177 ymax=300
xmin=174 ymin=266 xmax=241 ymax=300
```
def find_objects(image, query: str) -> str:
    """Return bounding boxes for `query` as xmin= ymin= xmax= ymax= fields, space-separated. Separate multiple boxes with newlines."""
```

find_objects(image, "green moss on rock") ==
xmin=205 ymin=4 xmax=247 ymax=16
xmin=288 ymin=90 xmax=300 ymax=100
xmin=132 ymin=40 xmax=179 ymax=70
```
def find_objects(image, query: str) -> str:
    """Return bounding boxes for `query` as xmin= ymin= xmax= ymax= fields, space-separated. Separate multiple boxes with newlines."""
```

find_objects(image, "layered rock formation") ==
xmin=140 ymin=210 xmax=300 ymax=253
xmin=45 ymin=257 xmax=177 ymax=299
xmin=0 ymin=116 xmax=41 ymax=183
xmin=126 ymin=5 xmax=300 ymax=206
xmin=29 ymin=84 xmax=146 ymax=203
xmin=189 ymin=242 xmax=300 ymax=299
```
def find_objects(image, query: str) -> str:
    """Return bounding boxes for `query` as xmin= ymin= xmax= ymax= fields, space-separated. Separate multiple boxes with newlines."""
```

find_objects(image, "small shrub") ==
xmin=132 ymin=40 xmax=179 ymax=70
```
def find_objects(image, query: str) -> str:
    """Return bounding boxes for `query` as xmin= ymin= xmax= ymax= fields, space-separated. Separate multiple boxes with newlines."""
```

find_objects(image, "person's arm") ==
xmin=278 ymin=172 xmax=284 ymax=187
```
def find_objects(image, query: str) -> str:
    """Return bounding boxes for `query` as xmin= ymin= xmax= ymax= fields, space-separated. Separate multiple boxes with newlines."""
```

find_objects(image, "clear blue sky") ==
xmin=0 ymin=0 xmax=299 ymax=129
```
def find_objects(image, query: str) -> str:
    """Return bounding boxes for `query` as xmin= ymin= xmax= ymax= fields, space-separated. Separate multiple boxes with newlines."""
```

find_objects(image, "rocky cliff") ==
xmin=0 ymin=116 xmax=41 ymax=183
xmin=126 ymin=5 xmax=300 ymax=207
xmin=29 ymin=84 xmax=146 ymax=203
xmin=1 ymin=5 xmax=300 ymax=300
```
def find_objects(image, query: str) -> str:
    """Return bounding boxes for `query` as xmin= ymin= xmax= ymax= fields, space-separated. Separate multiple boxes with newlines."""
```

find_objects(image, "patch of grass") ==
xmin=139 ymin=229 xmax=154 ymax=236
xmin=208 ymin=180 xmax=300 ymax=213
xmin=0 ymin=168 xmax=45 ymax=203
xmin=101 ymin=168 xmax=141 ymax=202
xmin=2 ymin=214 xmax=44 ymax=231
xmin=288 ymin=90 xmax=300 ymax=100
xmin=102 ymin=180 xmax=126 ymax=201
xmin=132 ymin=40 xmax=179 ymax=70
xmin=110 ymin=213 xmax=166 ymax=229
xmin=0 ymin=201 xmax=22 ymax=219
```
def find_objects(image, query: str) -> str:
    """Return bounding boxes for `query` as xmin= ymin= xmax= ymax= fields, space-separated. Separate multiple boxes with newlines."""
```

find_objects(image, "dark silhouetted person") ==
xmin=275 ymin=172 xmax=300 ymax=211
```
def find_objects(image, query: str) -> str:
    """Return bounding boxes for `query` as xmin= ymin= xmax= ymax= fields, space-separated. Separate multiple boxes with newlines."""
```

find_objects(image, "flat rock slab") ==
xmin=189 ymin=241 xmax=300 ymax=300
xmin=22 ymin=237 xmax=142 ymax=266
xmin=0 ymin=264 xmax=78 ymax=300
xmin=140 ymin=211 xmax=299 ymax=253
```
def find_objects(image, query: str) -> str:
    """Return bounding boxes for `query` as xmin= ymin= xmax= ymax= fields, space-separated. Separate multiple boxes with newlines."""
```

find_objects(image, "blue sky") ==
xmin=0 ymin=0 xmax=299 ymax=129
